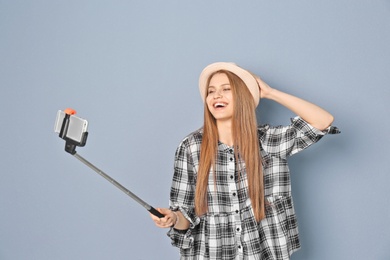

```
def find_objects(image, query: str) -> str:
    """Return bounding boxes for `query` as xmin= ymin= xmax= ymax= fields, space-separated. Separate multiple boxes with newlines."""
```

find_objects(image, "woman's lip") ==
xmin=213 ymin=102 xmax=228 ymax=108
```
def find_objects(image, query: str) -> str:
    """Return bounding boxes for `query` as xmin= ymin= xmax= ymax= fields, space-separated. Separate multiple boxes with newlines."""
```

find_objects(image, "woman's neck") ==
xmin=216 ymin=120 xmax=233 ymax=146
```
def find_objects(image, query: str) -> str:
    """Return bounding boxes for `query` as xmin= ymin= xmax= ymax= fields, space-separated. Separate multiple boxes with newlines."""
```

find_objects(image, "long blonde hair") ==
xmin=195 ymin=70 xmax=265 ymax=222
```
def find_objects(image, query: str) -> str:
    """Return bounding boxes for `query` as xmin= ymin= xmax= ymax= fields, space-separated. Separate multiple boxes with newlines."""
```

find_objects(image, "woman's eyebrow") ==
xmin=208 ymin=83 xmax=230 ymax=88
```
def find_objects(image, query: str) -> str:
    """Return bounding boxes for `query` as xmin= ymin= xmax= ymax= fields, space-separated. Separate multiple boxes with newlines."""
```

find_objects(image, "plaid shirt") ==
xmin=168 ymin=117 xmax=340 ymax=260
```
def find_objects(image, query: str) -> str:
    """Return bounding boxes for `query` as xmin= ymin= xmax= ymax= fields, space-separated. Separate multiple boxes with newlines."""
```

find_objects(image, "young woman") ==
xmin=150 ymin=62 xmax=339 ymax=260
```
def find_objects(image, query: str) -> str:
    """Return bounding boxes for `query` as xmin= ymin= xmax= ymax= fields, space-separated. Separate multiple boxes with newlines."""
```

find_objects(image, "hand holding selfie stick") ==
xmin=57 ymin=108 xmax=164 ymax=218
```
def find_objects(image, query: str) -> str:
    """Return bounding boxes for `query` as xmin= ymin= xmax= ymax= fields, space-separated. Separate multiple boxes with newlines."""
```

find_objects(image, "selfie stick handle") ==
xmin=72 ymin=152 xmax=164 ymax=218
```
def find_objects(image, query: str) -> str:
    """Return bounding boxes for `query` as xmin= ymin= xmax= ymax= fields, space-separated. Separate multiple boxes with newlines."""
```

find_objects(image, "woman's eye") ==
xmin=224 ymin=88 xmax=231 ymax=91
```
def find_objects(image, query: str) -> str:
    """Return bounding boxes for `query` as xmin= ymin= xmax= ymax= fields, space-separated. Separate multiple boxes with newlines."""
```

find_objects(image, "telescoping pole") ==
xmin=72 ymin=152 xmax=164 ymax=218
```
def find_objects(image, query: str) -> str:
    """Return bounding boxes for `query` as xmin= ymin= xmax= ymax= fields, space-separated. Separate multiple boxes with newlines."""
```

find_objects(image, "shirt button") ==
xmin=229 ymin=149 xmax=233 ymax=154
xmin=238 ymin=245 xmax=242 ymax=249
xmin=235 ymin=210 xmax=239 ymax=214
xmin=232 ymin=192 xmax=236 ymax=196
xmin=230 ymin=175 xmax=234 ymax=179
xmin=236 ymin=227 xmax=240 ymax=232
xmin=230 ymin=157 xmax=233 ymax=161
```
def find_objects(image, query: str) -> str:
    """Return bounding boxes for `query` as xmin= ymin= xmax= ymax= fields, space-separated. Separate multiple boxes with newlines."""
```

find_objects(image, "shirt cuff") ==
xmin=167 ymin=204 xmax=200 ymax=249
xmin=291 ymin=116 xmax=340 ymax=135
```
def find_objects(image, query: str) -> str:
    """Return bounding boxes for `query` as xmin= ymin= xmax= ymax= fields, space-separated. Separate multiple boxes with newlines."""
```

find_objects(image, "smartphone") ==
xmin=54 ymin=110 xmax=88 ymax=143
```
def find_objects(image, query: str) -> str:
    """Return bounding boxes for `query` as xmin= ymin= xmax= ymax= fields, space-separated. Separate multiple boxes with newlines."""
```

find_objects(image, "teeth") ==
xmin=214 ymin=103 xmax=227 ymax=108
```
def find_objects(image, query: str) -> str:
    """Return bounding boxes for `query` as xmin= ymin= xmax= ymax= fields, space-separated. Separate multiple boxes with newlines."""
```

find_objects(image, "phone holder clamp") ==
xmin=59 ymin=113 xmax=88 ymax=155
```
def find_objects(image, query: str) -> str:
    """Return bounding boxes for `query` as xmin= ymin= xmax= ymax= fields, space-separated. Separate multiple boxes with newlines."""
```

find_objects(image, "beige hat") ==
xmin=198 ymin=62 xmax=260 ymax=107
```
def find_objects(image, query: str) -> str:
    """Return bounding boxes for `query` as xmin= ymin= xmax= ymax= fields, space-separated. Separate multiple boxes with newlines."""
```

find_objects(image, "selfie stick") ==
xmin=58 ymin=109 xmax=164 ymax=218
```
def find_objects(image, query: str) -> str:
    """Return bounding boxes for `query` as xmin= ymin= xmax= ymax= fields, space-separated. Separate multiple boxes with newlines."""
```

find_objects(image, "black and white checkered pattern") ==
xmin=168 ymin=117 xmax=340 ymax=260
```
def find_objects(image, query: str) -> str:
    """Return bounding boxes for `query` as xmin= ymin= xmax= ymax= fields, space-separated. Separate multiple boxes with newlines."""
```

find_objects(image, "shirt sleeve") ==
xmin=167 ymin=139 xmax=201 ymax=249
xmin=261 ymin=116 xmax=340 ymax=159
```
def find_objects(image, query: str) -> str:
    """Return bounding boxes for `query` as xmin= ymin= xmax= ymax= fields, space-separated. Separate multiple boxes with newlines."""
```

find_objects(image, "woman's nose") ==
xmin=212 ymin=90 xmax=223 ymax=98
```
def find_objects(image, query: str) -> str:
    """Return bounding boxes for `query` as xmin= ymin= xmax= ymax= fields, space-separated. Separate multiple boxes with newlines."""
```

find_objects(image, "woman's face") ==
xmin=206 ymin=73 xmax=234 ymax=122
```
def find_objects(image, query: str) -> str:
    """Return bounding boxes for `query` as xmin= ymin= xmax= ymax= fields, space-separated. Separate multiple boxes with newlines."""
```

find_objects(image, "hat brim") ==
xmin=198 ymin=62 xmax=260 ymax=107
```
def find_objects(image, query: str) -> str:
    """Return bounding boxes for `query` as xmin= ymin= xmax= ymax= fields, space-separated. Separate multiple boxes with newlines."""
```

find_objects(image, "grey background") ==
xmin=1 ymin=1 xmax=389 ymax=259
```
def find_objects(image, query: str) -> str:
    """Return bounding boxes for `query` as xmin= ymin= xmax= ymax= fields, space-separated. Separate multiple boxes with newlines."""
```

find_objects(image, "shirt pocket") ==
xmin=265 ymin=196 xmax=290 ymax=238
xmin=261 ymin=196 xmax=296 ymax=257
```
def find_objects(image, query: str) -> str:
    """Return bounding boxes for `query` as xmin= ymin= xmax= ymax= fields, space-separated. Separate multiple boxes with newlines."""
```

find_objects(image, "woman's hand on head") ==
xmin=255 ymin=76 xmax=273 ymax=99
xmin=149 ymin=208 xmax=177 ymax=229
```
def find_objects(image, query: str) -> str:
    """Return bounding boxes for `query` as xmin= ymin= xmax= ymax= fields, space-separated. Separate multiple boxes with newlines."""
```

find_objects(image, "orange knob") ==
xmin=64 ymin=108 xmax=77 ymax=115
